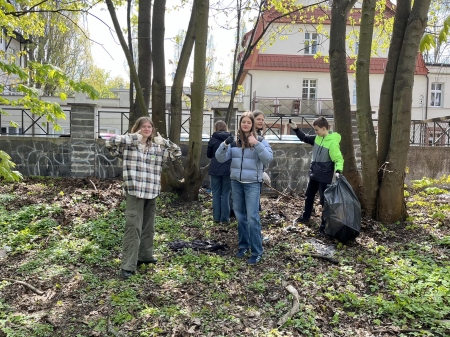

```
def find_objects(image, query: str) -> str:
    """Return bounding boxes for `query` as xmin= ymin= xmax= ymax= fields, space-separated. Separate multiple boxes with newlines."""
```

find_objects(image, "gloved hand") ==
xmin=288 ymin=119 xmax=298 ymax=130
xmin=131 ymin=129 xmax=143 ymax=142
xmin=153 ymin=132 xmax=167 ymax=146
xmin=335 ymin=170 xmax=341 ymax=179
xmin=225 ymin=135 xmax=234 ymax=145
xmin=262 ymin=172 xmax=271 ymax=185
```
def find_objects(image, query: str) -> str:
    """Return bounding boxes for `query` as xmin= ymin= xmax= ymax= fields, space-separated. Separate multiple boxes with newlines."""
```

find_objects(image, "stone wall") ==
xmin=0 ymin=103 xmax=448 ymax=191
xmin=406 ymin=146 xmax=450 ymax=185
xmin=2 ymin=132 xmax=449 ymax=192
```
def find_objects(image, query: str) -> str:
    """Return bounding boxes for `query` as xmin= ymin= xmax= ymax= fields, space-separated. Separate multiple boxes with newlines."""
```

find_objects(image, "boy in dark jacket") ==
xmin=289 ymin=116 xmax=344 ymax=233
xmin=207 ymin=121 xmax=232 ymax=223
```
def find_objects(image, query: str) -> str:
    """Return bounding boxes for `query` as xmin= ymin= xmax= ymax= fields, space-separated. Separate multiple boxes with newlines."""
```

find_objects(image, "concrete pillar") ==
xmin=69 ymin=103 xmax=98 ymax=177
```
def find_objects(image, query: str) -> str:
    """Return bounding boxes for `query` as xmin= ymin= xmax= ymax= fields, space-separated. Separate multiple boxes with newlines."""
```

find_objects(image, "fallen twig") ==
xmin=300 ymin=253 xmax=339 ymax=265
xmin=277 ymin=284 xmax=300 ymax=326
xmin=89 ymin=179 xmax=98 ymax=191
xmin=264 ymin=182 xmax=297 ymax=200
xmin=1 ymin=278 xmax=45 ymax=295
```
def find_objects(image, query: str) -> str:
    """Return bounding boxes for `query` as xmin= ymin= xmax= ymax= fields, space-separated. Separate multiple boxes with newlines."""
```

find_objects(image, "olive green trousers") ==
xmin=121 ymin=193 xmax=156 ymax=272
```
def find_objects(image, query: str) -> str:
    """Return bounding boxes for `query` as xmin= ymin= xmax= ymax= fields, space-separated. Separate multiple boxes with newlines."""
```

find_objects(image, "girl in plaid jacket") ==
xmin=106 ymin=117 xmax=181 ymax=279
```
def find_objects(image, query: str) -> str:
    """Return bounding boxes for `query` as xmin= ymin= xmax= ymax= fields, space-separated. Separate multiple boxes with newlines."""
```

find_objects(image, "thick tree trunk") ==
xmin=181 ymin=0 xmax=209 ymax=201
xmin=169 ymin=0 xmax=196 ymax=143
xmin=151 ymin=0 xmax=167 ymax=136
xmin=329 ymin=0 xmax=361 ymax=196
xmin=377 ymin=0 xmax=411 ymax=169
xmin=356 ymin=0 xmax=378 ymax=217
xmin=378 ymin=0 xmax=431 ymax=222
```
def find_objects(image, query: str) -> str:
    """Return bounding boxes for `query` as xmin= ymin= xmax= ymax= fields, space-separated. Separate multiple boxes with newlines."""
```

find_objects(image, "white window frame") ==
xmin=430 ymin=83 xmax=442 ymax=107
xmin=304 ymin=32 xmax=317 ymax=55
xmin=302 ymin=79 xmax=317 ymax=100
xmin=352 ymin=81 xmax=357 ymax=105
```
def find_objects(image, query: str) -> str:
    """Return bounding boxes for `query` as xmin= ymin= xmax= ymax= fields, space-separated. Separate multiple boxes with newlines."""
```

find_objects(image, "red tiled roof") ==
xmin=245 ymin=54 xmax=428 ymax=75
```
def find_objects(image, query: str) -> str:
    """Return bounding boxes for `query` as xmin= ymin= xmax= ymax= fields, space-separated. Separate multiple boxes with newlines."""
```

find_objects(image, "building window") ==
xmin=352 ymin=81 xmax=357 ymax=104
xmin=431 ymin=83 xmax=442 ymax=107
xmin=304 ymin=33 xmax=317 ymax=55
xmin=302 ymin=79 xmax=317 ymax=99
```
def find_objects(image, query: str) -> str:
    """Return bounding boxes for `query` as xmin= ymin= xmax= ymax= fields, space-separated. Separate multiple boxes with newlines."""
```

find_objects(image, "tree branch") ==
xmin=277 ymin=285 xmax=300 ymax=326
xmin=1 ymin=278 xmax=45 ymax=295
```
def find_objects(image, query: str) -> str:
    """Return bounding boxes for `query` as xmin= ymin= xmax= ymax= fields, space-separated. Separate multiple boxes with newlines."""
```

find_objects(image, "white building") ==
xmin=237 ymin=0 xmax=446 ymax=135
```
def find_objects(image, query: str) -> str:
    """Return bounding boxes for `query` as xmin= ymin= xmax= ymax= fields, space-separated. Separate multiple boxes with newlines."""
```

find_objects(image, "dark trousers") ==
xmin=303 ymin=179 xmax=328 ymax=229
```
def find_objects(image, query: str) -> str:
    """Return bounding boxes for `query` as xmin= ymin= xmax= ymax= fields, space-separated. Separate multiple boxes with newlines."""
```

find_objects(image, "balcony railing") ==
xmin=252 ymin=96 xmax=334 ymax=116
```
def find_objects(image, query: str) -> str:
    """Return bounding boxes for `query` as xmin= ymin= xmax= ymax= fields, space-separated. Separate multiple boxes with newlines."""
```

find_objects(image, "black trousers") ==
xmin=302 ymin=179 xmax=329 ymax=228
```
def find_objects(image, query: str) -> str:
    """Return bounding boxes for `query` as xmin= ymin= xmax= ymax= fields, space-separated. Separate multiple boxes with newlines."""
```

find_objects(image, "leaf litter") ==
xmin=0 ymin=176 xmax=449 ymax=336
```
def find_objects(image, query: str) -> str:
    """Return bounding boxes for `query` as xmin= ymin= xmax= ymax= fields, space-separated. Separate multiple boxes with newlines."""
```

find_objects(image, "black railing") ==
xmin=252 ymin=97 xmax=334 ymax=116
xmin=0 ymin=107 xmax=71 ymax=136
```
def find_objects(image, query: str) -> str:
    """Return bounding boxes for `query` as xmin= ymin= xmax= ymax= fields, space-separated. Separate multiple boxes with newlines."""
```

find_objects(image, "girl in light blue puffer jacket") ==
xmin=215 ymin=111 xmax=273 ymax=265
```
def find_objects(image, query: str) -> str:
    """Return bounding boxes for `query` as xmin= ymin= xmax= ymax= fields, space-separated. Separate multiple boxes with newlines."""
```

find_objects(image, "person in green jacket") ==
xmin=289 ymin=116 xmax=344 ymax=234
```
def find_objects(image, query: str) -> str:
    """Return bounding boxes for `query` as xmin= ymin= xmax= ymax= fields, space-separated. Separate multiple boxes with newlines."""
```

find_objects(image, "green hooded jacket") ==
xmin=293 ymin=129 xmax=344 ymax=184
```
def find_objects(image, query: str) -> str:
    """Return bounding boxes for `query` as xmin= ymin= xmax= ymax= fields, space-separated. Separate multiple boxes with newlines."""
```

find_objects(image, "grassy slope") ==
xmin=0 ymin=176 xmax=450 ymax=337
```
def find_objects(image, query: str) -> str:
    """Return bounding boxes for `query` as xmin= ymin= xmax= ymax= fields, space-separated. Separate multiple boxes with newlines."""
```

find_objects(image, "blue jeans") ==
xmin=231 ymin=180 xmax=263 ymax=256
xmin=210 ymin=175 xmax=231 ymax=223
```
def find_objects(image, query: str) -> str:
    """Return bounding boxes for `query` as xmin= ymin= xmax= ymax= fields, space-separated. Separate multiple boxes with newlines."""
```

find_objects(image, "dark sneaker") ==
xmin=236 ymin=248 xmax=248 ymax=258
xmin=121 ymin=269 xmax=135 ymax=279
xmin=247 ymin=255 xmax=262 ymax=265
xmin=137 ymin=259 xmax=158 ymax=267
xmin=295 ymin=216 xmax=310 ymax=224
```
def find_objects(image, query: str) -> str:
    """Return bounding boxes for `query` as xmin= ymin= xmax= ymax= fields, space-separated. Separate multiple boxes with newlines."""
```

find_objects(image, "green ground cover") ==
xmin=0 ymin=176 xmax=449 ymax=336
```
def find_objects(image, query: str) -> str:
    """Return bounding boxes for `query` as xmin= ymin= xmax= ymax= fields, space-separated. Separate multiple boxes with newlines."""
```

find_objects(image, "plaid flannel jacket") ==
xmin=106 ymin=134 xmax=181 ymax=199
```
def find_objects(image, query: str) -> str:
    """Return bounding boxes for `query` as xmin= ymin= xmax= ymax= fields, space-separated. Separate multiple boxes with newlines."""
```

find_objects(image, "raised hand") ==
xmin=288 ymin=119 xmax=298 ymax=130
xmin=153 ymin=132 xmax=166 ymax=146
xmin=248 ymin=134 xmax=258 ymax=146
xmin=225 ymin=135 xmax=234 ymax=145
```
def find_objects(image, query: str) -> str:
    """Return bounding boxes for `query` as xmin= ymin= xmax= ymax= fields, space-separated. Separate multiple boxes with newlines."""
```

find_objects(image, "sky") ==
xmin=87 ymin=1 xmax=236 ymax=85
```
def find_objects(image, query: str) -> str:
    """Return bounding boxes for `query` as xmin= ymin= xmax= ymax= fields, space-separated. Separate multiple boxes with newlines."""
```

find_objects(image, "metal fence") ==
xmin=252 ymin=97 xmax=334 ymax=116
xmin=410 ymin=116 xmax=450 ymax=146
xmin=0 ymin=107 xmax=71 ymax=136
xmin=97 ymin=110 xmax=215 ymax=138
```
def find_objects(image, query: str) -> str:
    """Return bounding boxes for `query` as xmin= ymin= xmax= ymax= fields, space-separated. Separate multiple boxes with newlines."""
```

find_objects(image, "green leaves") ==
xmin=421 ymin=15 xmax=450 ymax=53
xmin=0 ymin=151 xmax=22 ymax=182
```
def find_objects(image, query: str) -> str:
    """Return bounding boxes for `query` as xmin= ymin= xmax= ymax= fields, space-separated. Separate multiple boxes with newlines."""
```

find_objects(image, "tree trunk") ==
xmin=225 ymin=0 xmax=242 ymax=126
xmin=181 ymin=0 xmax=209 ymax=201
xmin=378 ymin=0 xmax=431 ymax=222
xmin=356 ymin=0 xmax=378 ymax=217
xmin=169 ymin=0 xmax=196 ymax=143
xmin=130 ymin=0 xmax=152 ymax=130
xmin=152 ymin=0 xmax=167 ymax=136
xmin=105 ymin=0 xmax=147 ymax=123
xmin=377 ymin=0 xmax=411 ymax=170
xmin=127 ymin=0 xmax=135 ymax=131
xmin=329 ymin=0 xmax=361 ymax=196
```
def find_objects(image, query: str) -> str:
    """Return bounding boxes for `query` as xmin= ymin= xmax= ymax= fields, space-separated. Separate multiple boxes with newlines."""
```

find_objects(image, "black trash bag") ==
xmin=323 ymin=175 xmax=361 ymax=243
xmin=167 ymin=240 xmax=229 ymax=255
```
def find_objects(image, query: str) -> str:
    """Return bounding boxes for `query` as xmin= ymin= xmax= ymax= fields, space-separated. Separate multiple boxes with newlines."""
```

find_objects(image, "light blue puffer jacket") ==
xmin=215 ymin=138 xmax=273 ymax=183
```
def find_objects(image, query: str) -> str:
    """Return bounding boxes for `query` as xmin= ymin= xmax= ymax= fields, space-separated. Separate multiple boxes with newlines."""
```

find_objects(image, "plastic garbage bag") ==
xmin=323 ymin=175 xmax=361 ymax=243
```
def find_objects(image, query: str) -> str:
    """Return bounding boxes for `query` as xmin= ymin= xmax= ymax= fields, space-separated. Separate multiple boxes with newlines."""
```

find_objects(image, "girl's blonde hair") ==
xmin=131 ymin=117 xmax=155 ymax=143
xmin=237 ymin=111 xmax=256 ymax=149
xmin=214 ymin=120 xmax=228 ymax=132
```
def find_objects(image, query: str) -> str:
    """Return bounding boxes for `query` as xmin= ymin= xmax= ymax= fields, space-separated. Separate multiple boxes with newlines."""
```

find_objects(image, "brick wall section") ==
xmin=1 ymin=136 xmax=449 ymax=191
